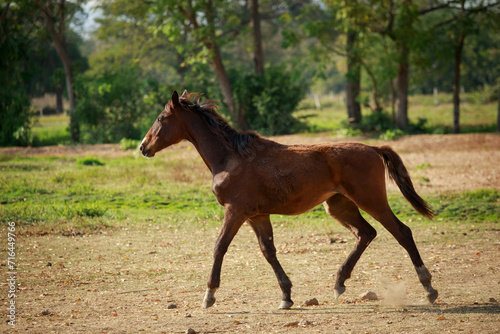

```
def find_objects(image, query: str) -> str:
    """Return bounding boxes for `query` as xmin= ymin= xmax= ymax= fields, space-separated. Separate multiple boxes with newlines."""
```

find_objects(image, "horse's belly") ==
xmin=263 ymin=191 xmax=336 ymax=216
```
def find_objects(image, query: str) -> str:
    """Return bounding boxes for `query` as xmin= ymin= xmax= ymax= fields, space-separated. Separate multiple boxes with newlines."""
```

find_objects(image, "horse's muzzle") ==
xmin=139 ymin=144 xmax=154 ymax=157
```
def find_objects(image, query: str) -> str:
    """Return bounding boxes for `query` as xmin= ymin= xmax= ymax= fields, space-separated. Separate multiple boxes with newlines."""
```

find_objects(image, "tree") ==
xmin=34 ymin=0 xmax=85 ymax=142
xmin=251 ymin=0 xmax=264 ymax=76
xmin=422 ymin=0 xmax=500 ymax=133
xmin=0 ymin=1 xmax=35 ymax=146
xmin=345 ymin=29 xmax=362 ymax=123
xmin=151 ymin=0 xmax=248 ymax=129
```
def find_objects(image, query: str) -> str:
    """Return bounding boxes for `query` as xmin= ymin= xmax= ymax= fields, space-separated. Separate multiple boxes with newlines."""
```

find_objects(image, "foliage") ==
xmin=230 ymin=64 xmax=308 ymax=135
xmin=74 ymin=63 xmax=163 ymax=143
xmin=0 ymin=1 xmax=36 ymax=146
xmin=120 ymin=138 xmax=141 ymax=151
xmin=76 ymin=157 xmax=105 ymax=166
xmin=379 ymin=128 xmax=404 ymax=141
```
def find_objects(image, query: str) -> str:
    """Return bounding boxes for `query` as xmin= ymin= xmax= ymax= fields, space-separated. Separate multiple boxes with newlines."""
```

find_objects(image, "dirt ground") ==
xmin=1 ymin=133 xmax=499 ymax=333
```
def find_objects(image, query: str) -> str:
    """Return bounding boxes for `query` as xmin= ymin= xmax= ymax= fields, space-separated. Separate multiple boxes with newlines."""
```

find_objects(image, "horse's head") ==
xmin=140 ymin=90 xmax=187 ymax=158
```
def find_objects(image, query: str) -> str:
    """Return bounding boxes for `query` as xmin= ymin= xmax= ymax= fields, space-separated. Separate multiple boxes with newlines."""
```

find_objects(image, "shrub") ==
xmin=120 ymin=138 xmax=141 ymax=151
xmin=76 ymin=157 xmax=105 ymax=166
xmin=74 ymin=64 xmax=163 ymax=144
xmin=379 ymin=128 xmax=405 ymax=140
xmin=230 ymin=64 xmax=307 ymax=135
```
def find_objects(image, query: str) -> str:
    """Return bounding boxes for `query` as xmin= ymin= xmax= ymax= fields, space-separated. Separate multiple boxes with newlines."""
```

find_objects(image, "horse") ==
xmin=139 ymin=90 xmax=438 ymax=309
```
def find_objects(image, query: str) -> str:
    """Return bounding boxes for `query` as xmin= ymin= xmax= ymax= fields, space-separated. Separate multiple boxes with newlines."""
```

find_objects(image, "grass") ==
xmin=295 ymin=93 xmax=498 ymax=135
xmin=28 ymin=93 xmax=497 ymax=147
xmin=31 ymin=114 xmax=71 ymax=146
xmin=1 ymin=152 xmax=498 ymax=236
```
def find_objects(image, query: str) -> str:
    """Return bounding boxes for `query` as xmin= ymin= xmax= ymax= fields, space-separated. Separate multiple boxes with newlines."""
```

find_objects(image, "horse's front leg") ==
xmin=248 ymin=215 xmax=294 ymax=309
xmin=203 ymin=207 xmax=246 ymax=308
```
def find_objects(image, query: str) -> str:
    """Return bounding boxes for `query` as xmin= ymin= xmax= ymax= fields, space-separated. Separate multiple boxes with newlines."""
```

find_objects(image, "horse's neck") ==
xmin=184 ymin=114 xmax=233 ymax=175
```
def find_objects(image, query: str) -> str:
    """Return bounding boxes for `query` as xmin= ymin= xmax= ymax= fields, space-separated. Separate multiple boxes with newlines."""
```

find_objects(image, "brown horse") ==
xmin=140 ymin=90 xmax=438 ymax=309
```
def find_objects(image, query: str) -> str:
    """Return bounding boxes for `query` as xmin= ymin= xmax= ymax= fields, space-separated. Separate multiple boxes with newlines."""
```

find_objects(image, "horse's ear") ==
xmin=171 ymin=91 xmax=180 ymax=106
xmin=181 ymin=89 xmax=188 ymax=98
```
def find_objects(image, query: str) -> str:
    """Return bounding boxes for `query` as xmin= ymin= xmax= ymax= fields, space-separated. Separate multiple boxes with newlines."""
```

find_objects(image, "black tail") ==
xmin=373 ymin=145 xmax=434 ymax=220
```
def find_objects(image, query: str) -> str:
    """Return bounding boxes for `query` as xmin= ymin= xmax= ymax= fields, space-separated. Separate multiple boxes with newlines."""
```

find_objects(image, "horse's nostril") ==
xmin=139 ymin=144 xmax=144 ymax=152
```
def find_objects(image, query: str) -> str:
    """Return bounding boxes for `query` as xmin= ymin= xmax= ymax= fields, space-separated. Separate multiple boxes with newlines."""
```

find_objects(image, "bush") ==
xmin=76 ymin=157 xmax=105 ymax=166
xmin=230 ymin=64 xmax=307 ymax=135
xmin=120 ymin=138 xmax=141 ymax=151
xmin=0 ymin=84 xmax=33 ymax=147
xmin=379 ymin=128 xmax=405 ymax=140
xmin=361 ymin=111 xmax=394 ymax=132
xmin=74 ymin=64 xmax=163 ymax=144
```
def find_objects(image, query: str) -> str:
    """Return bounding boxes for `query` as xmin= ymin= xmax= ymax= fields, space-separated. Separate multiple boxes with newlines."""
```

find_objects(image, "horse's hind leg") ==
xmin=323 ymin=194 xmax=377 ymax=299
xmin=248 ymin=215 xmax=294 ymax=309
xmin=351 ymin=194 xmax=438 ymax=303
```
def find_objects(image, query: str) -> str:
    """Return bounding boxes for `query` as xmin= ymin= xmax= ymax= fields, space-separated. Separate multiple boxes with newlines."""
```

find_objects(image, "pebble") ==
xmin=166 ymin=303 xmax=177 ymax=309
xmin=186 ymin=329 xmax=196 ymax=334
xmin=360 ymin=291 xmax=378 ymax=301
xmin=299 ymin=319 xmax=313 ymax=327
xmin=284 ymin=321 xmax=299 ymax=327
xmin=304 ymin=298 xmax=319 ymax=306
xmin=489 ymin=297 xmax=497 ymax=303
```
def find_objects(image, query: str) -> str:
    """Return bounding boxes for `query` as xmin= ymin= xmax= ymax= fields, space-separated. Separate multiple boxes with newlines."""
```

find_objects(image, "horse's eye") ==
xmin=158 ymin=115 xmax=166 ymax=122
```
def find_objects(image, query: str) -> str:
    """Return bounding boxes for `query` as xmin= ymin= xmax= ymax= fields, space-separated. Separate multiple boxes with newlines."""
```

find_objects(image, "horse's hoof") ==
xmin=278 ymin=300 xmax=294 ymax=309
xmin=334 ymin=286 xmax=346 ymax=299
xmin=202 ymin=297 xmax=216 ymax=308
xmin=427 ymin=289 xmax=438 ymax=304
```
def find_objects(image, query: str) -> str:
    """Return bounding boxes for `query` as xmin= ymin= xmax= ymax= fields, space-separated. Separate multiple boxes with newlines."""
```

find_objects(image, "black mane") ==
xmin=179 ymin=93 xmax=259 ymax=157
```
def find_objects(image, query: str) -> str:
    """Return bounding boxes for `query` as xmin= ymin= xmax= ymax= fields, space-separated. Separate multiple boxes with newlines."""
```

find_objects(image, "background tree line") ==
xmin=1 ymin=0 xmax=499 ymax=146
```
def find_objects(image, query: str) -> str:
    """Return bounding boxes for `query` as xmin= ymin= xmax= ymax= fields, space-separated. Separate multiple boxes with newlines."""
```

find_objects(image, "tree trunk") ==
xmin=396 ymin=42 xmax=409 ymax=130
xmin=496 ymin=86 xmax=500 ymax=133
xmin=250 ymin=0 xmax=264 ymax=76
xmin=452 ymin=32 xmax=465 ymax=134
xmin=453 ymin=0 xmax=466 ymax=134
xmin=56 ymin=87 xmax=63 ymax=114
xmin=205 ymin=0 xmax=248 ymax=130
xmin=390 ymin=79 xmax=396 ymax=124
xmin=345 ymin=30 xmax=362 ymax=124
xmin=36 ymin=0 xmax=79 ymax=142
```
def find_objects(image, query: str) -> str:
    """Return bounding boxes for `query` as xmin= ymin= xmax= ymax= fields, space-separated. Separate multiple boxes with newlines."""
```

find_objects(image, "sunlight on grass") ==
xmin=296 ymin=93 xmax=497 ymax=134
xmin=1 ymin=151 xmax=497 ymax=235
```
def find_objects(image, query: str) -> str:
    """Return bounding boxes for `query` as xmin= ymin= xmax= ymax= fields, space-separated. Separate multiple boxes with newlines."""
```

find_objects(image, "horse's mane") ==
xmin=179 ymin=93 xmax=260 ymax=157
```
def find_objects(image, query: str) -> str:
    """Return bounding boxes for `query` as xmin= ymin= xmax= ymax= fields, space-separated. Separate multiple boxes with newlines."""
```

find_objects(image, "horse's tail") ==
xmin=373 ymin=145 xmax=434 ymax=220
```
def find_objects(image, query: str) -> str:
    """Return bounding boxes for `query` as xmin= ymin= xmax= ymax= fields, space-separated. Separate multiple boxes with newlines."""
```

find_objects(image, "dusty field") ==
xmin=1 ymin=134 xmax=499 ymax=333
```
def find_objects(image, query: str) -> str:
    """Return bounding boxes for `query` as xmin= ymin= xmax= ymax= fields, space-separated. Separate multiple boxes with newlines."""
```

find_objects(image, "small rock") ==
xmin=46 ymin=262 xmax=52 ymax=267
xmin=186 ymin=328 xmax=196 ymax=334
xmin=284 ymin=321 xmax=299 ymax=327
xmin=298 ymin=319 xmax=313 ymax=327
xmin=304 ymin=298 xmax=319 ymax=306
xmin=360 ymin=291 xmax=378 ymax=301
xmin=185 ymin=313 xmax=192 ymax=317
xmin=41 ymin=310 xmax=51 ymax=316
xmin=489 ymin=298 xmax=497 ymax=303
xmin=166 ymin=303 xmax=177 ymax=309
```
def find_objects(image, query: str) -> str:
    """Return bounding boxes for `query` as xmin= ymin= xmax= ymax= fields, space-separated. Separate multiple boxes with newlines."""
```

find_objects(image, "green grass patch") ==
xmin=31 ymin=114 xmax=71 ymax=146
xmin=296 ymin=93 xmax=497 ymax=137
xmin=1 ymin=153 xmax=497 ymax=236
xmin=76 ymin=156 xmax=105 ymax=166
